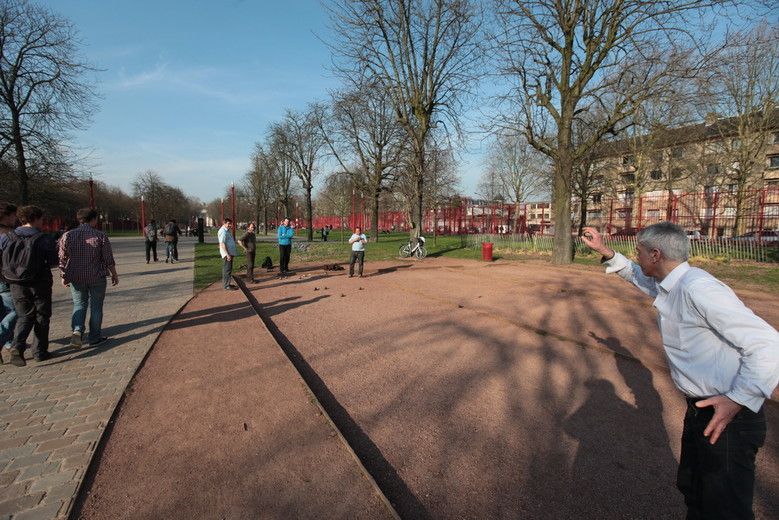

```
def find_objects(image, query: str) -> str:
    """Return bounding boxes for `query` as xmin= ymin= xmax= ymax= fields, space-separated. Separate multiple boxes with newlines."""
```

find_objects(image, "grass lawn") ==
xmin=194 ymin=233 xmax=779 ymax=294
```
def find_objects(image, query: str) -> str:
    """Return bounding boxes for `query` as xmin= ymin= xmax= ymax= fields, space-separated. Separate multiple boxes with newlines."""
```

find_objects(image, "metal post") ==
xmin=231 ymin=183 xmax=236 ymax=239
xmin=140 ymin=196 xmax=146 ymax=236
xmin=88 ymin=178 xmax=95 ymax=209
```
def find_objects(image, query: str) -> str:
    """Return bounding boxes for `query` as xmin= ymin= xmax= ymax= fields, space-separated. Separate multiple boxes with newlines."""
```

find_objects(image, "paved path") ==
xmin=0 ymin=236 xmax=194 ymax=520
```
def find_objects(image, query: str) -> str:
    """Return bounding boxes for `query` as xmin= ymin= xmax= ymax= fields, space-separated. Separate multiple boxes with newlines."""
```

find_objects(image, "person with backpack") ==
xmin=144 ymin=219 xmax=158 ymax=264
xmin=0 ymin=205 xmax=58 ymax=366
xmin=59 ymin=208 xmax=119 ymax=350
xmin=163 ymin=219 xmax=181 ymax=263
xmin=0 ymin=202 xmax=18 ymax=355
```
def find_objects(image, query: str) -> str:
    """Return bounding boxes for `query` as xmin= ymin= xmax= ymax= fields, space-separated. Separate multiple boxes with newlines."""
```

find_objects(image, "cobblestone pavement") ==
xmin=0 ymin=236 xmax=195 ymax=520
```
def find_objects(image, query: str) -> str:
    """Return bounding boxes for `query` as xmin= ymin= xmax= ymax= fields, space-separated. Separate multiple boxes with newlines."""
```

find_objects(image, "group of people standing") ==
xmin=215 ymin=218 xmax=370 ymax=290
xmin=143 ymin=219 xmax=183 ymax=264
xmin=1 ymin=204 xmax=118 ymax=367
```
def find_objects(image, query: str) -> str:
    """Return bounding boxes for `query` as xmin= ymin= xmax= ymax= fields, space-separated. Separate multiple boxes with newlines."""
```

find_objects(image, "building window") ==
xmin=704 ymin=185 xmax=719 ymax=194
xmin=621 ymin=173 xmax=636 ymax=183
xmin=773 ymin=132 xmax=779 ymax=144
xmin=622 ymin=155 xmax=635 ymax=166
xmin=731 ymin=138 xmax=741 ymax=150
xmin=671 ymin=147 xmax=684 ymax=158
xmin=671 ymin=168 xmax=684 ymax=179
xmin=650 ymin=170 xmax=662 ymax=180
xmin=707 ymin=164 xmax=721 ymax=176
xmin=591 ymin=193 xmax=602 ymax=203
xmin=769 ymin=155 xmax=779 ymax=169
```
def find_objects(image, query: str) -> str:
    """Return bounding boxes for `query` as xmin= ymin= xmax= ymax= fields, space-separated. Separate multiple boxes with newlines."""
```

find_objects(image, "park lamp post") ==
xmin=231 ymin=182 xmax=237 ymax=239
xmin=140 ymin=195 xmax=146 ymax=236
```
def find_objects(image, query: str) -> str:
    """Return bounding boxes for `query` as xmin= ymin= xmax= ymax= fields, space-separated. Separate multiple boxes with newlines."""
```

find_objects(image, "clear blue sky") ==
xmin=37 ymin=0 xmax=486 ymax=202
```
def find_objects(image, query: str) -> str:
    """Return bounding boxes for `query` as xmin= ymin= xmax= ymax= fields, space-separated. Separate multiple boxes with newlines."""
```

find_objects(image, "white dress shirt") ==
xmin=604 ymin=253 xmax=779 ymax=412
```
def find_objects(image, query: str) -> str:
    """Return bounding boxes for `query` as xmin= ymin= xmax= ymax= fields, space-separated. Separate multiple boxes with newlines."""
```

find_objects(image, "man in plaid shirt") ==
xmin=58 ymin=208 xmax=119 ymax=348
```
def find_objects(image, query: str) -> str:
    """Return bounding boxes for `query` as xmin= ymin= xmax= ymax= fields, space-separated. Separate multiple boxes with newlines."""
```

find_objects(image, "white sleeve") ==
xmin=603 ymin=252 xmax=658 ymax=298
xmin=686 ymin=279 xmax=779 ymax=412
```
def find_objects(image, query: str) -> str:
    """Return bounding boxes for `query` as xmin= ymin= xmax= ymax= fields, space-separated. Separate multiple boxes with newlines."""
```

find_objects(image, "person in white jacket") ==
xmin=582 ymin=221 xmax=779 ymax=520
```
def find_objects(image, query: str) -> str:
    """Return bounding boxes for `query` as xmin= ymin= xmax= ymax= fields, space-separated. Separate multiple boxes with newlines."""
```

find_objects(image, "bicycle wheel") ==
xmin=415 ymin=245 xmax=427 ymax=259
xmin=399 ymin=244 xmax=411 ymax=257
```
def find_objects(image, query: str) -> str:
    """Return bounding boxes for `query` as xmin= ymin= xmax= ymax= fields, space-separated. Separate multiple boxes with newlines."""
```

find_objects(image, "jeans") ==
xmin=222 ymin=257 xmax=233 ymax=288
xmin=0 ymin=289 xmax=17 ymax=347
xmin=166 ymin=241 xmax=175 ymax=260
xmin=10 ymin=281 xmax=52 ymax=357
xmin=145 ymin=240 xmax=158 ymax=262
xmin=677 ymin=398 xmax=766 ymax=520
xmin=279 ymin=244 xmax=291 ymax=272
xmin=349 ymin=251 xmax=364 ymax=276
xmin=70 ymin=279 xmax=107 ymax=343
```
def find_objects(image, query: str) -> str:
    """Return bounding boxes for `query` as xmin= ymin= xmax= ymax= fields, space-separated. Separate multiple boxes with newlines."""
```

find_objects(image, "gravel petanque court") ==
xmin=77 ymin=256 xmax=779 ymax=519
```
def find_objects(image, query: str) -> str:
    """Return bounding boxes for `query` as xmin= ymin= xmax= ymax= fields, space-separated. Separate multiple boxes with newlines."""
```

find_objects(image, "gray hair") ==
xmin=636 ymin=222 xmax=689 ymax=261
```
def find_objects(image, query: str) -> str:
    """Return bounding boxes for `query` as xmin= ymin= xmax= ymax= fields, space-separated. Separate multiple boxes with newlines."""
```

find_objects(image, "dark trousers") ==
xmin=222 ymin=257 xmax=233 ymax=288
xmin=279 ymin=244 xmax=291 ymax=273
xmin=349 ymin=251 xmax=364 ymax=276
xmin=145 ymin=240 xmax=158 ymax=262
xmin=173 ymin=240 xmax=179 ymax=260
xmin=246 ymin=250 xmax=255 ymax=281
xmin=10 ymin=281 xmax=52 ymax=357
xmin=677 ymin=398 xmax=766 ymax=520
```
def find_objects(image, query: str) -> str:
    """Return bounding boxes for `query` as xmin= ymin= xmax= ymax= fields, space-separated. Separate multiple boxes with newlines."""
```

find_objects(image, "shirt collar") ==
xmin=658 ymin=262 xmax=690 ymax=293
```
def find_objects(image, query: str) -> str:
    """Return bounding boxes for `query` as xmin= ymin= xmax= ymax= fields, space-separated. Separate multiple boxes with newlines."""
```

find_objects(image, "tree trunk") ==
xmin=305 ymin=184 xmax=313 ymax=242
xmin=372 ymin=189 xmax=380 ymax=243
xmin=12 ymin=110 xmax=28 ymax=204
xmin=263 ymin=206 xmax=269 ymax=235
xmin=552 ymin=146 xmax=573 ymax=264
xmin=733 ymin=181 xmax=748 ymax=236
xmin=578 ymin=197 xmax=588 ymax=236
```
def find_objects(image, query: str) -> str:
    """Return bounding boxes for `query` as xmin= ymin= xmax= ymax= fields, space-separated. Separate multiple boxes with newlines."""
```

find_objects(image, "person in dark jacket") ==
xmin=0 ymin=202 xmax=17 ymax=355
xmin=238 ymin=222 xmax=257 ymax=283
xmin=144 ymin=219 xmax=158 ymax=264
xmin=163 ymin=219 xmax=181 ymax=263
xmin=0 ymin=206 xmax=57 ymax=366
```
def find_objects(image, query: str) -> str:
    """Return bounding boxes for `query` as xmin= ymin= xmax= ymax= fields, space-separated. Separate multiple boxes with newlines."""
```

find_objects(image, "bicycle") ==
xmin=398 ymin=236 xmax=427 ymax=259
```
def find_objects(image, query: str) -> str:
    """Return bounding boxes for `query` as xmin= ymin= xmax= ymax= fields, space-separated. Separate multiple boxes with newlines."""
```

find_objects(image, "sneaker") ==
xmin=90 ymin=337 xmax=109 ymax=347
xmin=34 ymin=351 xmax=51 ymax=362
xmin=10 ymin=348 xmax=25 ymax=367
xmin=224 ymin=286 xmax=239 ymax=291
xmin=69 ymin=332 xmax=82 ymax=348
xmin=165 ymin=258 xmax=169 ymax=263
xmin=146 ymin=260 xmax=150 ymax=264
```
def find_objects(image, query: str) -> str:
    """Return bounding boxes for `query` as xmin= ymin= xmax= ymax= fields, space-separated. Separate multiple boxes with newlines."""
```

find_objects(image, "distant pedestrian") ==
xmin=163 ymin=219 xmax=181 ymax=263
xmin=144 ymin=219 xmax=158 ymax=263
xmin=324 ymin=224 xmax=330 ymax=242
xmin=277 ymin=218 xmax=294 ymax=276
xmin=348 ymin=226 xmax=367 ymax=278
xmin=0 ymin=206 xmax=58 ymax=366
xmin=59 ymin=208 xmax=119 ymax=350
xmin=238 ymin=222 xmax=257 ymax=283
xmin=0 ymin=203 xmax=17 ymax=353
xmin=218 ymin=218 xmax=238 ymax=290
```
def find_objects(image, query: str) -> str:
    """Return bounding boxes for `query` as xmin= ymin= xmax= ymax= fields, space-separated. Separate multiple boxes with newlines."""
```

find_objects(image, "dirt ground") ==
xmin=77 ymin=256 xmax=779 ymax=519
xmin=74 ymin=284 xmax=395 ymax=520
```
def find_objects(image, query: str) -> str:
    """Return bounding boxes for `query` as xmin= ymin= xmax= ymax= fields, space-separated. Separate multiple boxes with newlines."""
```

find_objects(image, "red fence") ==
xmin=578 ymin=188 xmax=779 ymax=237
xmin=312 ymin=188 xmax=779 ymax=238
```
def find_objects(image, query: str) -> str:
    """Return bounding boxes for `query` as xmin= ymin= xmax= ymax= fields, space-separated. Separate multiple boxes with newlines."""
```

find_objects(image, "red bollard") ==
xmin=481 ymin=242 xmax=493 ymax=261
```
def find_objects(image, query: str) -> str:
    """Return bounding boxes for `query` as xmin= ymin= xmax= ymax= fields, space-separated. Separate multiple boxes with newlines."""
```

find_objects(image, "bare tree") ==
xmin=271 ymin=103 xmax=327 ymax=241
xmin=316 ymin=171 xmax=354 ymax=242
xmin=698 ymin=23 xmax=779 ymax=235
xmin=327 ymin=0 xmax=482 ymax=241
xmin=244 ymin=143 xmax=278 ymax=235
xmin=0 ymin=0 xmax=97 ymax=203
xmin=493 ymin=0 xmax=736 ymax=263
xmin=425 ymin=142 xmax=459 ymax=244
xmin=484 ymin=130 xmax=547 ymax=233
xmin=266 ymin=126 xmax=296 ymax=218
xmin=323 ymin=82 xmax=407 ymax=242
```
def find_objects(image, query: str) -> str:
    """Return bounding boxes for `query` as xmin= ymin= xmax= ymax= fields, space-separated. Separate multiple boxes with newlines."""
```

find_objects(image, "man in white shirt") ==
xmin=582 ymin=222 xmax=779 ymax=519
xmin=348 ymin=226 xmax=367 ymax=278
xmin=218 ymin=218 xmax=238 ymax=291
